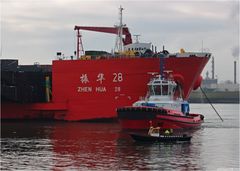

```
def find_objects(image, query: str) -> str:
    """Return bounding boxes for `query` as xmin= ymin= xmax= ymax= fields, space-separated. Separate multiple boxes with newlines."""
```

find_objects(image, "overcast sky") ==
xmin=1 ymin=0 xmax=239 ymax=82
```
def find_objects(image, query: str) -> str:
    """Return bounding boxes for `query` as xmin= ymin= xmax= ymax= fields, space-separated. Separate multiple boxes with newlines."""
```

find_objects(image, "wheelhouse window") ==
xmin=168 ymin=84 xmax=175 ymax=95
xmin=148 ymin=80 xmax=177 ymax=96
xmin=154 ymin=85 xmax=161 ymax=95
xmin=162 ymin=85 xmax=168 ymax=95
xmin=149 ymin=85 xmax=155 ymax=95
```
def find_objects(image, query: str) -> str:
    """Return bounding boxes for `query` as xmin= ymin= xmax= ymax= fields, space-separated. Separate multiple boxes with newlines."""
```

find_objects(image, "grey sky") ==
xmin=1 ymin=0 xmax=239 ymax=82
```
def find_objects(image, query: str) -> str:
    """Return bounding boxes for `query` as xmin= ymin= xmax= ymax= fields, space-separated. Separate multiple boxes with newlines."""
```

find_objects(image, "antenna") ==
xmin=133 ymin=34 xmax=141 ymax=43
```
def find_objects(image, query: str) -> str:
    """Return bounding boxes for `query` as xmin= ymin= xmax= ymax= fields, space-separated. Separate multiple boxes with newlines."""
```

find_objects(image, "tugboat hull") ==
xmin=117 ymin=107 xmax=204 ymax=130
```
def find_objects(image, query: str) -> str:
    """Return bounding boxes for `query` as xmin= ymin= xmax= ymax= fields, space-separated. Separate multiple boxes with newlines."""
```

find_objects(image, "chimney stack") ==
xmin=211 ymin=57 xmax=214 ymax=79
xmin=234 ymin=61 xmax=237 ymax=84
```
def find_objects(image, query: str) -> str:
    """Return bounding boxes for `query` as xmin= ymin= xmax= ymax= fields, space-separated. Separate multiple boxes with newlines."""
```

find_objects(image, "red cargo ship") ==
xmin=1 ymin=7 xmax=210 ymax=121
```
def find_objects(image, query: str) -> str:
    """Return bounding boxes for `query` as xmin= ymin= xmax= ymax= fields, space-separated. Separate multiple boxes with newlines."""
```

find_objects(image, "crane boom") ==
xmin=74 ymin=26 xmax=132 ymax=45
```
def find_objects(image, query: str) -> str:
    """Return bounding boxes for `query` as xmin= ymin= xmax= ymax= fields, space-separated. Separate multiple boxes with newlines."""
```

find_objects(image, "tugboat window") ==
xmin=154 ymin=85 xmax=161 ymax=95
xmin=149 ymin=85 xmax=159 ymax=95
xmin=168 ymin=84 xmax=172 ymax=95
xmin=162 ymin=85 xmax=168 ymax=95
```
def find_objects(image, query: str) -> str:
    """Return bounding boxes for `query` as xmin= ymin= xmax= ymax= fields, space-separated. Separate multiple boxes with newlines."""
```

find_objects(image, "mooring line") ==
xmin=200 ymin=87 xmax=224 ymax=122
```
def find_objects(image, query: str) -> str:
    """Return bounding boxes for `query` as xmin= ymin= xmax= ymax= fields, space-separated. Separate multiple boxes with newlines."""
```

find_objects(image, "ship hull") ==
xmin=1 ymin=56 xmax=209 ymax=121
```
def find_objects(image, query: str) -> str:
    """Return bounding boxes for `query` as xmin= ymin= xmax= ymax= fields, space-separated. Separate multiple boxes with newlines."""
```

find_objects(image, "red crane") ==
xmin=74 ymin=26 xmax=133 ymax=58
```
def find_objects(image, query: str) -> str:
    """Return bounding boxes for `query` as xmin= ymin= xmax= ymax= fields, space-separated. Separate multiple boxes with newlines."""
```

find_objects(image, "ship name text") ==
xmin=77 ymin=72 xmax=123 ymax=93
xmin=77 ymin=86 xmax=120 ymax=93
xmin=80 ymin=72 xmax=123 ymax=84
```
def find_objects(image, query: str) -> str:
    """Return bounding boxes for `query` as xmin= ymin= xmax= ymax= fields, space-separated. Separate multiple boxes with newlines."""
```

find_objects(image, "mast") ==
xmin=114 ymin=6 xmax=125 ymax=53
xmin=76 ymin=29 xmax=84 ymax=59
xmin=160 ymin=46 xmax=165 ymax=79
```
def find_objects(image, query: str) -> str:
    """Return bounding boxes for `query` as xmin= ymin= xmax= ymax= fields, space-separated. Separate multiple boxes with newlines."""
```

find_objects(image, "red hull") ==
xmin=1 ymin=56 xmax=209 ymax=121
xmin=117 ymin=106 xmax=204 ymax=129
xmin=118 ymin=114 xmax=203 ymax=130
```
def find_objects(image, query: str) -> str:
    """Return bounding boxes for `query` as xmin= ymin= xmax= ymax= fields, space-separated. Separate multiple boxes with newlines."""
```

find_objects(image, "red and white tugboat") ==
xmin=117 ymin=73 xmax=204 ymax=130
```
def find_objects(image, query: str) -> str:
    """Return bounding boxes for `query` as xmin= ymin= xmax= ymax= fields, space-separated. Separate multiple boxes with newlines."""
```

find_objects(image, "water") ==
xmin=1 ymin=104 xmax=239 ymax=170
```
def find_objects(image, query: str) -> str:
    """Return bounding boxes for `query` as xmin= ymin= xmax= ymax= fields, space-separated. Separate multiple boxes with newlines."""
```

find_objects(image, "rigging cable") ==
xmin=200 ymin=87 xmax=224 ymax=122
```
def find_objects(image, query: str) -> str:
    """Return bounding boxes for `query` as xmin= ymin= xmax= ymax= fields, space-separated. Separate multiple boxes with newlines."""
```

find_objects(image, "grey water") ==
xmin=1 ymin=104 xmax=239 ymax=170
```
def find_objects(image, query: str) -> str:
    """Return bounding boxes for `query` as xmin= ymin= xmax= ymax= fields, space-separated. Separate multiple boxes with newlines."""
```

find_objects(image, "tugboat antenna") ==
xmin=160 ymin=56 xmax=165 ymax=78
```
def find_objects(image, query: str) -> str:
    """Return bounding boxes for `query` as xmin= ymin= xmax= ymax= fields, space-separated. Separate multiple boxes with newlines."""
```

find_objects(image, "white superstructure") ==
xmin=124 ymin=42 xmax=151 ymax=54
xmin=133 ymin=74 xmax=190 ymax=114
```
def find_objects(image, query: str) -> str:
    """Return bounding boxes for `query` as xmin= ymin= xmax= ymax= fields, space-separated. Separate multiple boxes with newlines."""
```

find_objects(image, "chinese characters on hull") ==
xmin=77 ymin=72 xmax=123 ymax=93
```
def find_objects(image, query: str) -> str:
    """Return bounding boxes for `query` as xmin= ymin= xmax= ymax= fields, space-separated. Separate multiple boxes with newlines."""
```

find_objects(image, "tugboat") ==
xmin=117 ymin=72 xmax=204 ymax=130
